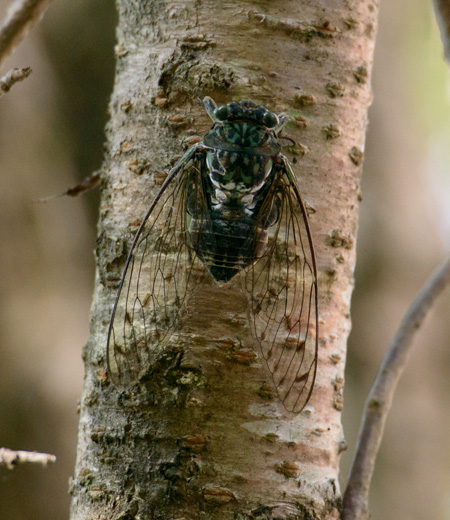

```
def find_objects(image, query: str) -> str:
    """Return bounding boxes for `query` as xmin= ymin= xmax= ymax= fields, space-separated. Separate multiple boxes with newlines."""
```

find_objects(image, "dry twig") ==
xmin=0 ymin=0 xmax=53 ymax=67
xmin=434 ymin=0 xmax=450 ymax=64
xmin=34 ymin=170 xmax=102 ymax=202
xmin=0 ymin=447 xmax=56 ymax=469
xmin=0 ymin=65 xmax=31 ymax=96
xmin=343 ymin=256 xmax=450 ymax=520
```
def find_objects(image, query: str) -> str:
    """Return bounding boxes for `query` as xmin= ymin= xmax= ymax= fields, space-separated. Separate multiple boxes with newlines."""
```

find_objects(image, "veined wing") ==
xmin=246 ymin=156 xmax=318 ymax=413
xmin=107 ymin=145 xmax=207 ymax=387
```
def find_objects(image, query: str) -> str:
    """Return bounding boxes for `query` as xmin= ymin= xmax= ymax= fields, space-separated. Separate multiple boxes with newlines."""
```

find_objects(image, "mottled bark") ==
xmin=70 ymin=1 xmax=378 ymax=519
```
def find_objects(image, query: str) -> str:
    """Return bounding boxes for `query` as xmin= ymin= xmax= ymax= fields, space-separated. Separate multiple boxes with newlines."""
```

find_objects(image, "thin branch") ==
xmin=0 ymin=0 xmax=53 ymax=68
xmin=343 ymin=256 xmax=450 ymax=520
xmin=34 ymin=170 xmax=102 ymax=202
xmin=433 ymin=0 xmax=450 ymax=64
xmin=0 ymin=447 xmax=56 ymax=469
xmin=0 ymin=65 xmax=31 ymax=96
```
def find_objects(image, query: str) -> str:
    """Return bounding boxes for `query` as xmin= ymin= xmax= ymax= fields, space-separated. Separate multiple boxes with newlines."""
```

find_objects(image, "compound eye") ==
xmin=214 ymin=105 xmax=229 ymax=121
xmin=263 ymin=112 xmax=279 ymax=128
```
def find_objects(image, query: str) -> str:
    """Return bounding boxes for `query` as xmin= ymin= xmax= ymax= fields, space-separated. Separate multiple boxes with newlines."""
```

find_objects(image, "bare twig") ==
xmin=434 ymin=0 xmax=450 ymax=64
xmin=34 ymin=170 xmax=102 ymax=202
xmin=343 ymin=256 xmax=450 ymax=520
xmin=0 ymin=0 xmax=53 ymax=68
xmin=0 ymin=447 xmax=56 ymax=469
xmin=0 ymin=65 xmax=31 ymax=96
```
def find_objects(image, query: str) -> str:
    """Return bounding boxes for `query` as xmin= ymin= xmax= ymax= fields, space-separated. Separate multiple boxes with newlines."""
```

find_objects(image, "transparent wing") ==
xmin=107 ymin=145 xmax=207 ymax=387
xmin=246 ymin=156 xmax=318 ymax=413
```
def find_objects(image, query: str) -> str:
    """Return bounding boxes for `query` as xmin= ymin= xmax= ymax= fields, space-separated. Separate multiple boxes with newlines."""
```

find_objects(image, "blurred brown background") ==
xmin=0 ymin=1 xmax=449 ymax=519
xmin=0 ymin=0 xmax=115 ymax=518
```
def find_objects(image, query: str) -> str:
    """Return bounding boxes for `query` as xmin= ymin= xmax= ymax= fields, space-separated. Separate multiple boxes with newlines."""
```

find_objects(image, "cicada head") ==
xmin=202 ymin=97 xmax=287 ymax=130
xmin=201 ymin=97 xmax=287 ymax=156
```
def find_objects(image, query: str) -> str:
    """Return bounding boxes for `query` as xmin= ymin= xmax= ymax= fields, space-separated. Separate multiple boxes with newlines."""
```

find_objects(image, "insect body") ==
xmin=107 ymin=97 xmax=318 ymax=413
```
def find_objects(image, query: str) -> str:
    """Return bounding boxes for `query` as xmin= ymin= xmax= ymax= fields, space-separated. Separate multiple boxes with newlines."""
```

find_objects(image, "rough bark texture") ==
xmin=70 ymin=1 xmax=378 ymax=519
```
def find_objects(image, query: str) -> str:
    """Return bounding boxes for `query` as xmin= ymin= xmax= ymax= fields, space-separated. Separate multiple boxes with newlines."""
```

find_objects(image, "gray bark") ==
xmin=70 ymin=1 xmax=378 ymax=518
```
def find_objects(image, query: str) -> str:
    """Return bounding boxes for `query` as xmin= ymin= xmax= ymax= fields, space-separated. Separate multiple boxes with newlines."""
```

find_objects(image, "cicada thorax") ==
xmin=186 ymin=147 xmax=280 ymax=283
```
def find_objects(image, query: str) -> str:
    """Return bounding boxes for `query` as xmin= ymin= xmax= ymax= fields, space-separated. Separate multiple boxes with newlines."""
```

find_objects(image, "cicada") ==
xmin=107 ymin=97 xmax=318 ymax=413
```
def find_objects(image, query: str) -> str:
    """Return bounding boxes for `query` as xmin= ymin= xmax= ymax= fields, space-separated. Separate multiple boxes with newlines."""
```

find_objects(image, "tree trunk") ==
xmin=70 ymin=1 xmax=378 ymax=518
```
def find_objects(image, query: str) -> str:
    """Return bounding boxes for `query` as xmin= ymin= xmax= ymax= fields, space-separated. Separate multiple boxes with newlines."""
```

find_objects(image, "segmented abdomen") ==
xmin=189 ymin=216 xmax=267 ymax=282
